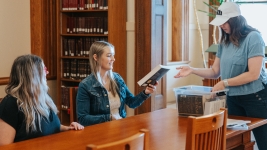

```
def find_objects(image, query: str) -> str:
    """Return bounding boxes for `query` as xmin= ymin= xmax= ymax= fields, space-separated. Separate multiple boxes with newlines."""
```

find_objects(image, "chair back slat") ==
xmin=186 ymin=108 xmax=227 ymax=150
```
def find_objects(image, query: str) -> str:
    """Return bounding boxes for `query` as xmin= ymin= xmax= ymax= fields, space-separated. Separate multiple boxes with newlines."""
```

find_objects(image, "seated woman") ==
xmin=76 ymin=41 xmax=158 ymax=126
xmin=0 ymin=54 xmax=84 ymax=146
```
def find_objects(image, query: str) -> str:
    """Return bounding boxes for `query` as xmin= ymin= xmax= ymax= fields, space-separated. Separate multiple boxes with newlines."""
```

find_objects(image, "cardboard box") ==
xmin=173 ymin=85 xmax=228 ymax=116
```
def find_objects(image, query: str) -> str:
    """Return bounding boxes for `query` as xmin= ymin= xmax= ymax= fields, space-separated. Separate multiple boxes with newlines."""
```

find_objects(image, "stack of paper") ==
xmin=227 ymin=119 xmax=251 ymax=130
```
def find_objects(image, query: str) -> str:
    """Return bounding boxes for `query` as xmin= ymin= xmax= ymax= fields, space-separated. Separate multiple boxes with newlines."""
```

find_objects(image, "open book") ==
xmin=227 ymin=119 xmax=251 ymax=130
xmin=137 ymin=64 xmax=170 ymax=87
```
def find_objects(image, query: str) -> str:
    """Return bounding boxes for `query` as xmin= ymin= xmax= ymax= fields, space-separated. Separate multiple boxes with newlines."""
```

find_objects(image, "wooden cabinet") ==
xmin=56 ymin=0 xmax=126 ymax=125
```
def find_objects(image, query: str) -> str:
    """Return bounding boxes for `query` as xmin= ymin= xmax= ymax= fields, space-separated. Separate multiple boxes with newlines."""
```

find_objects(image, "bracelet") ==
xmin=223 ymin=79 xmax=229 ymax=88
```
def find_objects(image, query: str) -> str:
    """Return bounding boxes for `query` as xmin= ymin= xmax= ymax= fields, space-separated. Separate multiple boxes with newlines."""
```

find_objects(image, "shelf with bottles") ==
xmin=61 ymin=0 xmax=109 ymax=11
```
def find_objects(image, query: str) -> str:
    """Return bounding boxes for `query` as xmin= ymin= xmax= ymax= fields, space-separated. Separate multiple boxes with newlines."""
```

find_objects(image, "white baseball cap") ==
xmin=210 ymin=2 xmax=241 ymax=26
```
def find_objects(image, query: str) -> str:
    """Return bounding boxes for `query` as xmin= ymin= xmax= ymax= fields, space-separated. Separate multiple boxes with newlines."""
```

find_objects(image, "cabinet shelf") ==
xmin=61 ymin=56 xmax=89 ymax=59
xmin=61 ymin=34 xmax=108 ymax=37
xmin=61 ymin=10 xmax=108 ymax=13
xmin=57 ymin=0 xmax=126 ymax=126
xmin=61 ymin=78 xmax=82 ymax=82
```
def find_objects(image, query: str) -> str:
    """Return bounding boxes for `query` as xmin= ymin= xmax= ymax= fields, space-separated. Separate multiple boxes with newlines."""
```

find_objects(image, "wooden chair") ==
xmin=86 ymin=129 xmax=149 ymax=150
xmin=185 ymin=108 xmax=227 ymax=150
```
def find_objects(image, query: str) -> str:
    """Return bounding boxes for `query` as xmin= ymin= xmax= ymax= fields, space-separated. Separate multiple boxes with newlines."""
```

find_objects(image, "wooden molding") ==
xmin=135 ymin=0 xmax=189 ymax=114
xmin=135 ymin=0 xmax=152 ymax=114
xmin=135 ymin=0 xmax=168 ymax=114
xmin=30 ymin=0 xmax=57 ymax=80
xmin=0 ymin=77 xmax=9 ymax=85
xmin=172 ymin=0 xmax=189 ymax=61
xmin=108 ymin=0 xmax=127 ymax=80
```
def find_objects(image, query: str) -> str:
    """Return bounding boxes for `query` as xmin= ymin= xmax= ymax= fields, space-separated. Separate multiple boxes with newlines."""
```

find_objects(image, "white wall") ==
xmin=0 ymin=0 xmax=31 ymax=97
xmin=166 ymin=0 xmax=210 ymax=103
xmin=0 ymin=0 xmax=57 ymax=102
xmin=125 ymin=0 xmax=135 ymax=116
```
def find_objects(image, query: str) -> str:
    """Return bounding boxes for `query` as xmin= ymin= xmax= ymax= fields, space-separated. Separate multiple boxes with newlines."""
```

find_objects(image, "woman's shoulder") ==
xmin=0 ymin=95 xmax=17 ymax=106
xmin=246 ymin=31 xmax=265 ymax=44
xmin=247 ymin=31 xmax=262 ymax=39
xmin=80 ymin=74 xmax=95 ymax=84
xmin=112 ymin=72 xmax=124 ymax=80
xmin=0 ymin=95 xmax=18 ymax=115
xmin=79 ymin=74 xmax=102 ymax=89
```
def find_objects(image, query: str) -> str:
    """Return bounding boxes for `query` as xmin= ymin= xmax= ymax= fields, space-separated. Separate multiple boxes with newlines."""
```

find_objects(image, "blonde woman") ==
xmin=0 ymin=54 xmax=84 ymax=146
xmin=76 ymin=41 xmax=158 ymax=126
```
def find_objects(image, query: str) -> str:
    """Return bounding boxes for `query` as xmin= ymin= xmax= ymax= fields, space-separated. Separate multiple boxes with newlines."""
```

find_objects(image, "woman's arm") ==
xmin=225 ymin=56 xmax=262 ymax=85
xmin=174 ymin=57 xmax=221 ymax=79
xmin=212 ymin=56 xmax=263 ymax=92
xmin=0 ymin=119 xmax=15 ymax=146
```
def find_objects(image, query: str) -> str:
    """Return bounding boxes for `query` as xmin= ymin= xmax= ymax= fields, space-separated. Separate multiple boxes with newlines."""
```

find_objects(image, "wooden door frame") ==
xmin=134 ymin=0 xmax=189 ymax=114
xmin=30 ymin=0 xmax=57 ymax=80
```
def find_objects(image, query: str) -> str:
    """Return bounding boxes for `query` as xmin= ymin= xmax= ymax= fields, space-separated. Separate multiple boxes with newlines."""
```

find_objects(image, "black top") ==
xmin=0 ymin=95 xmax=60 ymax=142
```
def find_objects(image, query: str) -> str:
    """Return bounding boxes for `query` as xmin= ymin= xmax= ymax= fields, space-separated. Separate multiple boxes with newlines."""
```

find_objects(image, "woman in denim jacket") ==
xmin=76 ymin=41 xmax=158 ymax=126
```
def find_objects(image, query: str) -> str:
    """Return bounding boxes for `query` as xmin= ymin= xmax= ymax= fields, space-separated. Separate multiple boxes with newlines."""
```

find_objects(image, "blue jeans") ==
xmin=227 ymin=84 xmax=267 ymax=150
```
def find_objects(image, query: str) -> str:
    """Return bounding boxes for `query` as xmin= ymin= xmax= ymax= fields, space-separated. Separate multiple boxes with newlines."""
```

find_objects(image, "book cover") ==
xmin=227 ymin=119 xmax=251 ymax=130
xmin=177 ymin=95 xmax=204 ymax=116
xmin=137 ymin=64 xmax=170 ymax=87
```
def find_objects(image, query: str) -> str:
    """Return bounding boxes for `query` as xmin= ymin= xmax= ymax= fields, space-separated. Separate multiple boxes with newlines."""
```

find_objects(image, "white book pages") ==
xmin=227 ymin=119 xmax=251 ymax=130
xmin=203 ymin=99 xmax=226 ymax=115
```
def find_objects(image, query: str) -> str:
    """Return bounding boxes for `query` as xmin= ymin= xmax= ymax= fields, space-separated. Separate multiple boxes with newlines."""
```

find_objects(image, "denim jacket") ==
xmin=76 ymin=72 xmax=150 ymax=126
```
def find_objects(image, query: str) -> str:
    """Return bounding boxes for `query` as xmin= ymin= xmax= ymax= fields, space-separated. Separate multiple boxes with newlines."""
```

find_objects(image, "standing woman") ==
xmin=76 ymin=41 xmax=158 ymax=126
xmin=0 ymin=54 xmax=84 ymax=146
xmin=174 ymin=2 xmax=267 ymax=149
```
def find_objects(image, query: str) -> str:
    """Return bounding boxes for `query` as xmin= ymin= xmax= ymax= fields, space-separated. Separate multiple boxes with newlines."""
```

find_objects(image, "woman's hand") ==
xmin=174 ymin=66 xmax=192 ymax=78
xmin=68 ymin=122 xmax=84 ymax=130
xmin=144 ymin=81 xmax=158 ymax=94
xmin=212 ymin=80 xmax=226 ymax=92
xmin=60 ymin=122 xmax=84 ymax=131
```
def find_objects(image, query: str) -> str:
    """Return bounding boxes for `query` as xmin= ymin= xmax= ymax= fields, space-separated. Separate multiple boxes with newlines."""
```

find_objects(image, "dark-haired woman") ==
xmin=174 ymin=2 xmax=267 ymax=150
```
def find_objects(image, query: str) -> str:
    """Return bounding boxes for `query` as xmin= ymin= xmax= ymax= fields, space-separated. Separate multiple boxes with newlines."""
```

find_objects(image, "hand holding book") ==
xmin=144 ymin=81 xmax=159 ymax=95
xmin=137 ymin=64 xmax=170 ymax=87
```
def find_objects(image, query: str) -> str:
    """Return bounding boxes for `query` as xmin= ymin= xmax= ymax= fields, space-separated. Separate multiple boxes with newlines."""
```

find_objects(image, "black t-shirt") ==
xmin=0 ymin=95 xmax=60 ymax=142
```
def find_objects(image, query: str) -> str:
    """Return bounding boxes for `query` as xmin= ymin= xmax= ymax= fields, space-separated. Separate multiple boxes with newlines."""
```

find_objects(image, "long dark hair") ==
xmin=220 ymin=15 xmax=259 ymax=47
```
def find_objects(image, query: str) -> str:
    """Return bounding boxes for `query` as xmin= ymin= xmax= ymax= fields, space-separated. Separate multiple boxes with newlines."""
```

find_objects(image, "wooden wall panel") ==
xmin=135 ymin=0 xmax=152 ymax=114
xmin=108 ymin=0 xmax=127 ymax=80
xmin=172 ymin=0 xmax=189 ymax=61
xmin=135 ymin=0 xmax=189 ymax=114
xmin=30 ymin=0 xmax=57 ymax=80
xmin=135 ymin=0 xmax=167 ymax=114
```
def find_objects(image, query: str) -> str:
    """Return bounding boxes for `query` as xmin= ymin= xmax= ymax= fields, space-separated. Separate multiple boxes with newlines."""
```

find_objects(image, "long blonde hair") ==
xmin=89 ymin=41 xmax=119 ymax=96
xmin=5 ymin=54 xmax=58 ymax=133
